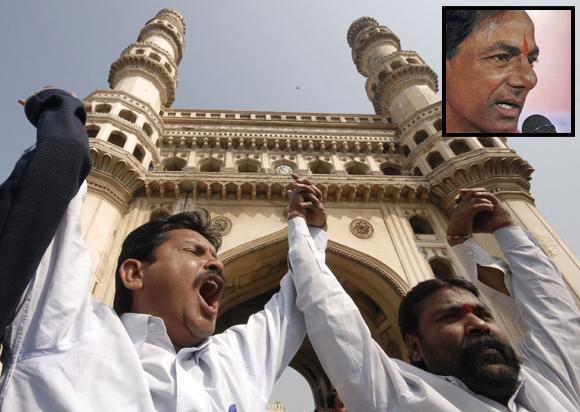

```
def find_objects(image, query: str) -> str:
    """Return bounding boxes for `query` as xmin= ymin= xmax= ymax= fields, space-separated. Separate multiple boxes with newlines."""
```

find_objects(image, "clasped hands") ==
xmin=447 ymin=188 xmax=514 ymax=246
xmin=287 ymin=174 xmax=327 ymax=230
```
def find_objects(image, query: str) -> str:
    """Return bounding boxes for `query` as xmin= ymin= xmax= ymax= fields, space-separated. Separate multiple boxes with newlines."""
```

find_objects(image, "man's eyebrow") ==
xmin=431 ymin=303 xmax=489 ymax=317
xmin=483 ymin=41 xmax=540 ymax=58
xmin=483 ymin=41 xmax=521 ymax=56
xmin=183 ymin=240 xmax=218 ymax=258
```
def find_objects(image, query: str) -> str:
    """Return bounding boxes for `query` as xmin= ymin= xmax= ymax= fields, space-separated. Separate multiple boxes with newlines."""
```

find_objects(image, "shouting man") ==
xmin=445 ymin=9 xmax=539 ymax=133
xmin=0 ymin=88 xmax=326 ymax=411
xmin=288 ymin=185 xmax=580 ymax=410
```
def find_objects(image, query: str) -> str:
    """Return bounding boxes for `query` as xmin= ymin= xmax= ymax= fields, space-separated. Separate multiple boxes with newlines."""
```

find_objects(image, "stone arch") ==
xmin=95 ymin=103 xmax=112 ymax=113
xmin=449 ymin=139 xmax=470 ymax=156
xmin=426 ymin=151 xmax=444 ymax=169
xmin=142 ymin=122 xmax=153 ymax=137
xmin=236 ymin=158 xmax=262 ymax=173
xmin=199 ymin=157 xmax=223 ymax=172
xmin=217 ymin=229 xmax=409 ymax=408
xmin=478 ymin=137 xmax=496 ymax=148
xmin=428 ymin=257 xmax=455 ymax=279
xmin=409 ymin=215 xmax=435 ymax=235
xmin=413 ymin=130 xmax=429 ymax=146
xmin=119 ymin=109 xmax=137 ymax=123
xmin=344 ymin=160 xmax=370 ymax=175
xmin=86 ymin=124 xmax=100 ymax=138
xmin=108 ymin=130 xmax=127 ymax=148
xmin=380 ymin=162 xmax=402 ymax=175
xmin=161 ymin=156 xmax=186 ymax=171
xmin=390 ymin=60 xmax=403 ymax=71
xmin=132 ymin=145 xmax=145 ymax=163
xmin=308 ymin=159 xmax=333 ymax=174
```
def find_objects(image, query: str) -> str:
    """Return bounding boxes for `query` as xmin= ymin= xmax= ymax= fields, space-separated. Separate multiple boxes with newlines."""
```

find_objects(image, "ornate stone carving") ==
xmin=211 ymin=216 xmax=232 ymax=235
xmin=350 ymin=218 xmax=374 ymax=239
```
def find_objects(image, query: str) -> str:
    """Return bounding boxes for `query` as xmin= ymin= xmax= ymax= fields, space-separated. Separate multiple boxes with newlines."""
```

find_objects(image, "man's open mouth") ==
xmin=198 ymin=274 xmax=224 ymax=313
xmin=494 ymin=99 xmax=523 ymax=117
xmin=496 ymin=102 xmax=518 ymax=110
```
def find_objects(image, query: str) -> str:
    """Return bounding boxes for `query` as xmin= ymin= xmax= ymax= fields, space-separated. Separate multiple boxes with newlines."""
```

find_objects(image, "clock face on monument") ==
xmin=274 ymin=164 xmax=294 ymax=174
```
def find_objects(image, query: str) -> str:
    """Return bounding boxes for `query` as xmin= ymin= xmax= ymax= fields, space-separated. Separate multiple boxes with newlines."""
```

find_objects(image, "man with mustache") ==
xmin=288 ymin=185 xmax=580 ymax=410
xmin=0 ymin=88 xmax=326 ymax=411
xmin=445 ymin=9 xmax=539 ymax=133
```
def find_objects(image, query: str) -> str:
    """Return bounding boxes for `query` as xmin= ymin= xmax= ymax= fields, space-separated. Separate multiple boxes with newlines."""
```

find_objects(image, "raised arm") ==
xmin=212 ymin=175 xmax=329 ymax=402
xmin=449 ymin=189 xmax=580 ymax=407
xmin=0 ymin=88 xmax=91 ymax=337
xmin=286 ymin=177 xmax=411 ymax=411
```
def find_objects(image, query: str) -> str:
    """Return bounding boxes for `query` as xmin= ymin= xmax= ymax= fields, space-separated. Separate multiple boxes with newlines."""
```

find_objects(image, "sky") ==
xmin=0 ymin=1 xmax=577 ymax=410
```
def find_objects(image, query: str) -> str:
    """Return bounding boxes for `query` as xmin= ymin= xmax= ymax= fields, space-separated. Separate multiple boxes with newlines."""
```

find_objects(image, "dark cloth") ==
xmin=0 ymin=89 xmax=91 ymax=338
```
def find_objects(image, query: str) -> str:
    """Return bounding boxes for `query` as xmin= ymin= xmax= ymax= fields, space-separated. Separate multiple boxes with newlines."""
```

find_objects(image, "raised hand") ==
xmin=447 ymin=188 xmax=515 ymax=245
xmin=471 ymin=191 xmax=514 ymax=233
xmin=18 ymin=87 xmax=91 ymax=112
xmin=287 ymin=173 xmax=327 ymax=230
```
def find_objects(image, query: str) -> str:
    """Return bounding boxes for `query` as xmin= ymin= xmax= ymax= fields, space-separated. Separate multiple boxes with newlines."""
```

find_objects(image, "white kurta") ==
xmin=287 ymin=217 xmax=580 ymax=411
xmin=0 ymin=184 xmax=325 ymax=411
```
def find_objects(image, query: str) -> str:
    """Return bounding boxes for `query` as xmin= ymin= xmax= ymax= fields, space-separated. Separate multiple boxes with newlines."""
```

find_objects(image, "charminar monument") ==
xmin=80 ymin=8 xmax=579 ymax=405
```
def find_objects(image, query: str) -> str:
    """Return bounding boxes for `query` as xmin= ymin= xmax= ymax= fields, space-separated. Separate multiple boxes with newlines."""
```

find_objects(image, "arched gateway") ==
xmin=216 ymin=229 xmax=409 ymax=406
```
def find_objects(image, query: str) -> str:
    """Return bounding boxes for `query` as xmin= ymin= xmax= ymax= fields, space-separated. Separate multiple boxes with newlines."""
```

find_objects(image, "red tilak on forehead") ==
xmin=523 ymin=34 xmax=529 ymax=58
xmin=463 ymin=303 xmax=474 ymax=314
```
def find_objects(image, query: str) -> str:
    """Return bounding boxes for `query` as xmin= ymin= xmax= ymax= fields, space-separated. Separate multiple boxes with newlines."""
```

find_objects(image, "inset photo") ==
xmin=443 ymin=7 xmax=574 ymax=136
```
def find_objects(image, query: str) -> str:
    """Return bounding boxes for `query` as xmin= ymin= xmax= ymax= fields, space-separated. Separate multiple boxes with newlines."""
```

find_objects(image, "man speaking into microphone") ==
xmin=444 ymin=9 xmax=540 ymax=134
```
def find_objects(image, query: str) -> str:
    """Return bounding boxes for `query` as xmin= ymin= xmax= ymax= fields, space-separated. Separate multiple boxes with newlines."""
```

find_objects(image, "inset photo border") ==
xmin=442 ymin=6 xmax=574 ymax=137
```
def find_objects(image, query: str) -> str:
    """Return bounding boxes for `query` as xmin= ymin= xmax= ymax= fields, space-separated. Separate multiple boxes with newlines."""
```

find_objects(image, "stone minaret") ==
xmin=109 ymin=8 xmax=185 ymax=113
xmin=81 ymin=9 xmax=186 ymax=302
xmin=347 ymin=17 xmax=439 ymax=123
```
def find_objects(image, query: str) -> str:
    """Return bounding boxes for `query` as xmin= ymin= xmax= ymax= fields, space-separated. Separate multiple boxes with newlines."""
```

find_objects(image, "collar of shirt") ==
xmin=121 ymin=312 xmax=211 ymax=356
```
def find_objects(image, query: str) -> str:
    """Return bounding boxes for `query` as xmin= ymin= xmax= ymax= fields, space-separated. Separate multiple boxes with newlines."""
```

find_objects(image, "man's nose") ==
xmin=205 ymin=257 xmax=224 ymax=275
xmin=507 ymin=59 xmax=537 ymax=91
xmin=464 ymin=313 xmax=490 ymax=335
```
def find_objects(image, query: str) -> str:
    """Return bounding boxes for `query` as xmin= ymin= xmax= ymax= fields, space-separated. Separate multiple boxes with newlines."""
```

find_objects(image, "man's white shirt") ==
xmin=0 ymin=183 xmax=325 ymax=411
xmin=287 ymin=217 xmax=580 ymax=411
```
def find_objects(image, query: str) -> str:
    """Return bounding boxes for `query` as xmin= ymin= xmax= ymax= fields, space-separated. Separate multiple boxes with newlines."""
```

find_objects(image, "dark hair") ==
xmin=446 ymin=10 xmax=507 ymax=59
xmin=113 ymin=210 xmax=221 ymax=315
xmin=398 ymin=277 xmax=480 ymax=341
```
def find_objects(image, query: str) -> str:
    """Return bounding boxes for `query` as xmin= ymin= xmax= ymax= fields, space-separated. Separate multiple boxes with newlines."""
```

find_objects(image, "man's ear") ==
xmin=405 ymin=333 xmax=424 ymax=364
xmin=118 ymin=259 xmax=145 ymax=292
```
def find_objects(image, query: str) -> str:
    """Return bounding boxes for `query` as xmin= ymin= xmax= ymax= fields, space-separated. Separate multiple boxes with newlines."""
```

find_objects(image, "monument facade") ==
xmin=81 ymin=9 xmax=580 ymax=406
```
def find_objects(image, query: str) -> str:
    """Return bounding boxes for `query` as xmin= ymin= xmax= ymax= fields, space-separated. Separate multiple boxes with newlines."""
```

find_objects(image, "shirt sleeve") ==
xmin=0 ymin=89 xmax=91 ymax=337
xmin=287 ymin=216 xmax=412 ymax=410
xmin=214 ymin=222 xmax=329 ymax=402
xmin=1 ymin=90 xmax=94 ymax=356
xmin=491 ymin=226 xmax=580 ymax=408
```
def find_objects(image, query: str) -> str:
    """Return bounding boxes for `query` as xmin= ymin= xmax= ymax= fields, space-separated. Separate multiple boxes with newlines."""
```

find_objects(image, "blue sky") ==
xmin=0 ymin=1 xmax=577 ymax=410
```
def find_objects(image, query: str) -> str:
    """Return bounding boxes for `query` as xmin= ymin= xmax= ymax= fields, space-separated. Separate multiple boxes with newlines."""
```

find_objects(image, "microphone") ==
xmin=522 ymin=114 xmax=557 ymax=133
